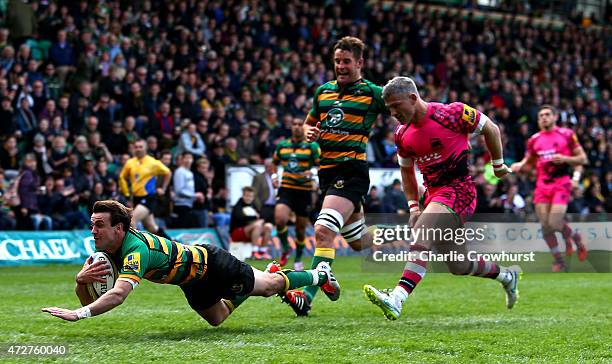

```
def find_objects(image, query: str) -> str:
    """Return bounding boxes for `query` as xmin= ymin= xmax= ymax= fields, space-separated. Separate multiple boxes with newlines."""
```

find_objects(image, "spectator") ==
xmin=383 ymin=179 xmax=408 ymax=213
xmin=364 ymin=186 xmax=383 ymax=213
xmin=176 ymin=122 xmax=205 ymax=158
xmin=172 ymin=152 xmax=196 ymax=228
xmin=230 ymin=186 xmax=273 ymax=259
xmin=15 ymin=96 xmax=37 ymax=138
xmin=0 ymin=0 xmax=608 ymax=231
xmin=0 ymin=136 xmax=20 ymax=179
xmin=15 ymin=153 xmax=50 ymax=230
xmin=193 ymin=157 xmax=212 ymax=228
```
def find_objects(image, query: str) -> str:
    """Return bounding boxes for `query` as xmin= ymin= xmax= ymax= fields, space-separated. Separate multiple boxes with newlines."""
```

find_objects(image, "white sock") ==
xmin=495 ymin=267 xmax=512 ymax=284
xmin=391 ymin=286 xmax=409 ymax=306
xmin=308 ymin=270 xmax=319 ymax=285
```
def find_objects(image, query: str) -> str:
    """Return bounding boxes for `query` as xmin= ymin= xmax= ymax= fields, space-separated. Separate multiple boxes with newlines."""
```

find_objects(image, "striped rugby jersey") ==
xmin=115 ymin=228 xmax=208 ymax=287
xmin=273 ymin=139 xmax=320 ymax=191
xmin=306 ymin=78 xmax=386 ymax=169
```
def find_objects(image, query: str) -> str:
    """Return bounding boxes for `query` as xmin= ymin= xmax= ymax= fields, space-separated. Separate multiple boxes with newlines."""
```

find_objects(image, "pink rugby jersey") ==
xmin=526 ymin=126 xmax=579 ymax=186
xmin=394 ymin=102 xmax=486 ymax=189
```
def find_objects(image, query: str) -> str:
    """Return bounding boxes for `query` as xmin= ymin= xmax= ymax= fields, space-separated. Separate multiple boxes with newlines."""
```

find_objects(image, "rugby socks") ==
xmin=466 ymin=257 xmax=501 ymax=279
xmin=224 ymin=296 xmax=248 ymax=312
xmin=393 ymin=245 xmax=428 ymax=305
xmin=561 ymin=223 xmax=574 ymax=242
xmin=277 ymin=270 xmax=328 ymax=291
xmin=543 ymin=233 xmax=563 ymax=262
xmin=156 ymin=227 xmax=172 ymax=240
xmin=495 ymin=266 xmax=515 ymax=285
xmin=277 ymin=226 xmax=291 ymax=253
xmin=302 ymin=247 xmax=335 ymax=301
xmin=295 ymin=239 xmax=306 ymax=262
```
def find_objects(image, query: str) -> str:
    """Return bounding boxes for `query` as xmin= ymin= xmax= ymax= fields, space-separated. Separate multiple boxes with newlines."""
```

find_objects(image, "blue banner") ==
xmin=0 ymin=228 xmax=225 ymax=266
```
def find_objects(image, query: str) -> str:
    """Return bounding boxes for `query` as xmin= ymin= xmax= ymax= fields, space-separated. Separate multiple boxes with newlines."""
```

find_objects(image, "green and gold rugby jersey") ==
xmin=115 ymin=228 xmax=208 ymax=287
xmin=306 ymin=78 xmax=386 ymax=169
xmin=273 ymin=138 xmax=320 ymax=191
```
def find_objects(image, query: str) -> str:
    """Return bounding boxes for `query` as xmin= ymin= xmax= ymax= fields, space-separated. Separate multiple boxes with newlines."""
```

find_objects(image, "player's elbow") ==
xmin=483 ymin=119 xmax=500 ymax=138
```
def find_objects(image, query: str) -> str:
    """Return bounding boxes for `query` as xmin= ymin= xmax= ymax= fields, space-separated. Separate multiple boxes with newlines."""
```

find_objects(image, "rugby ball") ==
xmin=86 ymin=252 xmax=118 ymax=300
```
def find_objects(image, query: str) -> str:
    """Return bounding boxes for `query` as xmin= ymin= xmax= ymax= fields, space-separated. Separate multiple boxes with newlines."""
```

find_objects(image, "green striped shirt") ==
xmin=273 ymin=139 xmax=320 ymax=190
xmin=116 ymin=228 xmax=208 ymax=286
xmin=306 ymin=78 xmax=386 ymax=169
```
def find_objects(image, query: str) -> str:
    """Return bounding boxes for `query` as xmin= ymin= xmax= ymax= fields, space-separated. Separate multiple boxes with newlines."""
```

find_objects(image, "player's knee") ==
xmin=261 ymin=274 xmax=283 ymax=296
xmin=314 ymin=225 xmax=336 ymax=247
xmin=314 ymin=208 xmax=344 ymax=247
xmin=274 ymin=215 xmax=286 ymax=227
xmin=548 ymin=220 xmax=563 ymax=232
xmin=541 ymin=223 xmax=553 ymax=235
xmin=263 ymin=222 xmax=274 ymax=233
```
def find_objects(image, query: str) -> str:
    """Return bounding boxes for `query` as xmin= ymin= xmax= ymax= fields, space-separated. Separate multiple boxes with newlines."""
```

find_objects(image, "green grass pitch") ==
xmin=1 ymin=257 xmax=611 ymax=363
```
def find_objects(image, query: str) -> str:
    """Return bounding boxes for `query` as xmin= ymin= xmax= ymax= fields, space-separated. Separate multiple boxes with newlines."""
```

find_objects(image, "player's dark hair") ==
xmin=333 ymin=36 xmax=365 ymax=60
xmin=538 ymin=104 xmax=557 ymax=115
xmin=93 ymin=200 xmax=132 ymax=232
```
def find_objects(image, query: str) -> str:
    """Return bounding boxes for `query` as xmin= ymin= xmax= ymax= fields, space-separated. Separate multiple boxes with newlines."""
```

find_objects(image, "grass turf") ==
xmin=0 ymin=257 xmax=610 ymax=363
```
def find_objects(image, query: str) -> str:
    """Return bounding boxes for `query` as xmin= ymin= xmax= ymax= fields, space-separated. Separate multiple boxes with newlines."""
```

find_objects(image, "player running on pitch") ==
xmin=511 ymin=105 xmax=588 ymax=272
xmin=273 ymin=117 xmax=320 ymax=270
xmin=363 ymin=76 xmax=522 ymax=320
xmin=42 ymin=200 xmax=339 ymax=326
xmin=282 ymin=36 xmax=388 ymax=316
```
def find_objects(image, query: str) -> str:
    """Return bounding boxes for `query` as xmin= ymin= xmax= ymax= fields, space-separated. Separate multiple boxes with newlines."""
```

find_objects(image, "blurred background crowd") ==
xmin=0 ymin=0 xmax=609 ymax=231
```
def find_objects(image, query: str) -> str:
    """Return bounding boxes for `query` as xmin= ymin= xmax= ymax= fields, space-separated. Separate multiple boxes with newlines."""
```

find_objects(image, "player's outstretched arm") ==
xmin=481 ymin=116 xmax=511 ymax=178
xmin=43 ymin=280 xmax=133 ymax=322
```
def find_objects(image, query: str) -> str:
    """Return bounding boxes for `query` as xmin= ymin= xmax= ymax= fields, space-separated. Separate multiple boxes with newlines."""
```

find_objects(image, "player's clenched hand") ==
xmin=76 ymin=256 xmax=110 ymax=284
xmin=304 ymin=122 xmax=321 ymax=142
xmin=42 ymin=307 xmax=78 ymax=321
xmin=551 ymin=154 xmax=567 ymax=165
xmin=493 ymin=164 xmax=512 ymax=179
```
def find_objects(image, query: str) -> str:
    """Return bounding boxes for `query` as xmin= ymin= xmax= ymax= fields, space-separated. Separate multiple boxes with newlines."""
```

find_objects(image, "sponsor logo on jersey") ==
xmin=333 ymin=179 xmax=345 ymax=189
xmin=288 ymin=156 xmax=298 ymax=169
xmin=123 ymin=253 xmax=141 ymax=273
xmin=326 ymin=108 xmax=345 ymax=127
xmin=462 ymin=105 xmax=477 ymax=125
xmin=415 ymin=152 xmax=442 ymax=164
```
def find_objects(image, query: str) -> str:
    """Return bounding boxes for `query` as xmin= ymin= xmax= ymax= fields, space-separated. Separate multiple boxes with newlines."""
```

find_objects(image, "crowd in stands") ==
xmin=0 ymin=0 xmax=609 ymax=231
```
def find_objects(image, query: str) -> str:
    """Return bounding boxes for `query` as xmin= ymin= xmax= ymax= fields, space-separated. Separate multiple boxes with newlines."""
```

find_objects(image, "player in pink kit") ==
xmin=363 ymin=77 xmax=522 ymax=320
xmin=511 ymin=105 xmax=588 ymax=272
